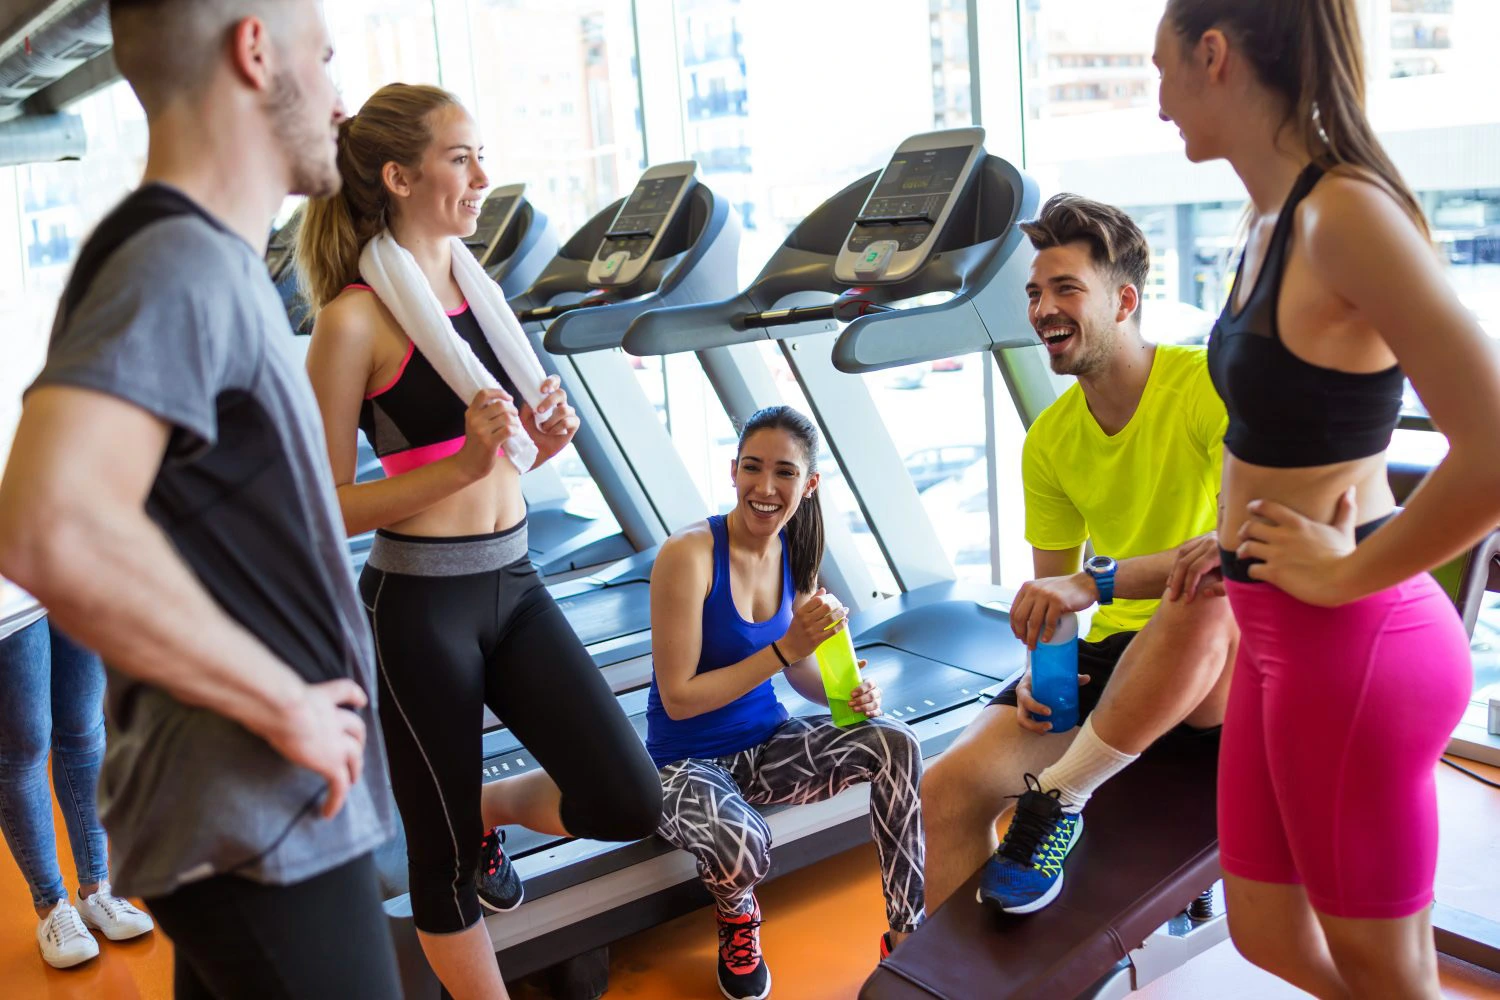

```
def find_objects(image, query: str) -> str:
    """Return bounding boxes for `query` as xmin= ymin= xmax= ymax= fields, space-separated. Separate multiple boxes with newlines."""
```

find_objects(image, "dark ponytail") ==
xmin=738 ymin=406 xmax=824 ymax=594
xmin=1166 ymin=0 xmax=1429 ymax=238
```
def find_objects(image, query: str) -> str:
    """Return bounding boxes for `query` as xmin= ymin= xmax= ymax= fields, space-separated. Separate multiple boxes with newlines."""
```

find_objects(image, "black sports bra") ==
xmin=1205 ymin=164 xmax=1404 ymax=468
xmin=352 ymin=282 xmax=521 ymax=476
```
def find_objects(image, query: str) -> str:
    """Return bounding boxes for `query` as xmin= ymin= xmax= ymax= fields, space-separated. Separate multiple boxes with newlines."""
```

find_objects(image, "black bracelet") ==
xmin=770 ymin=640 xmax=790 ymax=667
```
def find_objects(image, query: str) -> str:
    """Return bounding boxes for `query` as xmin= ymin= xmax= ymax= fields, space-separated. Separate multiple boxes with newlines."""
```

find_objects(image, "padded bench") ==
xmin=863 ymin=459 xmax=1500 ymax=998
xmin=862 ymin=728 xmax=1220 ymax=999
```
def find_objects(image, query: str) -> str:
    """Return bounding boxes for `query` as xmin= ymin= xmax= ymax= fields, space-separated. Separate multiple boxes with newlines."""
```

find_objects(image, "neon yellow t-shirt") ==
xmin=1022 ymin=344 xmax=1226 ymax=641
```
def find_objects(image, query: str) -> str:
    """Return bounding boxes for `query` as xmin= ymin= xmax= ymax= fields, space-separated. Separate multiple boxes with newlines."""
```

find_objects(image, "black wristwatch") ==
xmin=1084 ymin=555 xmax=1117 ymax=605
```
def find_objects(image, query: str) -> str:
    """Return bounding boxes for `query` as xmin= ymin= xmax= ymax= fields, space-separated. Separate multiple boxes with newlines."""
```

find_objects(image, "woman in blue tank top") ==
xmin=645 ymin=406 xmax=925 ymax=1000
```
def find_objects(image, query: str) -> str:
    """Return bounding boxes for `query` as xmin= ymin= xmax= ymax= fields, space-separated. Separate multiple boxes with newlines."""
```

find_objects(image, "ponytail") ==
xmin=738 ymin=406 xmax=824 ymax=593
xmin=1166 ymin=0 xmax=1429 ymax=238
xmin=785 ymin=484 xmax=825 ymax=597
xmin=294 ymin=83 xmax=463 ymax=314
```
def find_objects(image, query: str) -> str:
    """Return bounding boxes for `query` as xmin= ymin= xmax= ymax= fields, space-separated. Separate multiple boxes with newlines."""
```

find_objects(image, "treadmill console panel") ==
xmin=465 ymin=183 xmax=527 ymax=264
xmin=835 ymin=129 xmax=986 ymax=284
xmin=589 ymin=163 xmax=697 ymax=286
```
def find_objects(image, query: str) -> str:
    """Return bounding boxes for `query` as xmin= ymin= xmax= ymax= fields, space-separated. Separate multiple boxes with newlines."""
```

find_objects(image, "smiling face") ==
xmin=1153 ymin=16 xmax=1230 ymax=164
xmin=385 ymin=105 xmax=489 ymax=238
xmin=1025 ymin=241 xmax=1136 ymax=378
xmin=732 ymin=428 xmax=820 ymax=540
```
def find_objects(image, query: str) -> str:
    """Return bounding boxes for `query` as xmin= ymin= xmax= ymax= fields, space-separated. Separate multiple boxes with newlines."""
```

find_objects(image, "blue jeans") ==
xmin=0 ymin=618 xmax=109 ymax=909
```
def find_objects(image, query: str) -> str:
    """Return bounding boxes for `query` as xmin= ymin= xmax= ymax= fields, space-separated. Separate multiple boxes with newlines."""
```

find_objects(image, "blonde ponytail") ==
xmin=294 ymin=83 xmax=463 ymax=313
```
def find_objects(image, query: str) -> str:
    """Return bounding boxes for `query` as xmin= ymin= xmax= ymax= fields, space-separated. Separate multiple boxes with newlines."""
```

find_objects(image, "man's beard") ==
xmin=266 ymin=71 xmax=340 ymax=199
xmin=1047 ymin=328 xmax=1111 ymax=378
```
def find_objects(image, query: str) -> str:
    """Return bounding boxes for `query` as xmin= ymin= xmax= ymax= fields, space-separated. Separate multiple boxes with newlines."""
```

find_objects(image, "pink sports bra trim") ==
xmin=345 ymin=281 xmax=471 ymax=400
xmin=378 ymin=437 xmax=505 ymax=477
xmin=366 ymin=341 xmax=416 ymax=400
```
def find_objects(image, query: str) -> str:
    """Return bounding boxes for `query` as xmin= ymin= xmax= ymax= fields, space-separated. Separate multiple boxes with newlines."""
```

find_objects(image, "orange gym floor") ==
xmin=2 ymin=759 xmax=1499 ymax=999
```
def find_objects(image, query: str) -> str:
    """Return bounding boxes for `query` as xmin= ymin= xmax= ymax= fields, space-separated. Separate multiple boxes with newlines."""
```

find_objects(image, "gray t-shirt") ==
xmin=30 ymin=185 xmax=394 ymax=899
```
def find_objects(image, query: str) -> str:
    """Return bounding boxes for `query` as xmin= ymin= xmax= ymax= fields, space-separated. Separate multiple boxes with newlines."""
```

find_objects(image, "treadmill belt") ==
xmin=479 ymin=646 xmax=986 ymax=766
xmin=554 ymin=580 xmax=652 ymax=647
xmin=852 ymin=644 xmax=993 ymax=723
xmin=479 ymin=645 xmax=994 ymax=873
xmin=526 ymin=508 xmax=602 ymax=555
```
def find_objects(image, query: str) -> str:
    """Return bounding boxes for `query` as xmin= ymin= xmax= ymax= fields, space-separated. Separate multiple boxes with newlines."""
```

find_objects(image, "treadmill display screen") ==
xmin=607 ymin=176 xmax=687 ymax=238
xmin=478 ymin=195 xmax=517 ymax=229
xmin=857 ymin=145 xmax=972 ymax=225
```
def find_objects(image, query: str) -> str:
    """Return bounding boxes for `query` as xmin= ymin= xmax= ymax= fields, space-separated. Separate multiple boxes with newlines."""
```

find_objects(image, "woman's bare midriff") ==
xmin=387 ymin=461 xmax=527 ymax=538
xmin=1218 ymin=451 xmax=1395 ymax=553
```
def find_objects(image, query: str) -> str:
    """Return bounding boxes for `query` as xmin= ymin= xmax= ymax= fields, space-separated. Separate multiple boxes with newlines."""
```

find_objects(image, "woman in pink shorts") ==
xmin=1156 ymin=1 xmax=1500 ymax=996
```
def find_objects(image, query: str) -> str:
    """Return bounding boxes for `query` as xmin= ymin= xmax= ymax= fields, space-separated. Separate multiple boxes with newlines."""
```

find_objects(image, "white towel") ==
xmin=359 ymin=230 xmax=554 ymax=474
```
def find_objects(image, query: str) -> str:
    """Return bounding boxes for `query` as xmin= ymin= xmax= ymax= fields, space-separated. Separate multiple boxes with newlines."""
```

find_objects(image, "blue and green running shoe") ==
xmin=976 ymin=774 xmax=1083 ymax=914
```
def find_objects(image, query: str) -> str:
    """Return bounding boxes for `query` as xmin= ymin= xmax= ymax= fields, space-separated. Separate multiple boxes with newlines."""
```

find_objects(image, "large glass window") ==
xmin=1021 ymin=0 xmax=1499 ymax=336
xmin=679 ymin=0 xmax=967 ymax=287
xmin=0 ymin=166 xmax=27 ymax=470
xmin=0 ymin=81 xmax=148 ymax=470
xmin=1019 ymin=0 xmax=1500 ymax=700
xmin=462 ymin=0 xmax=644 ymax=239
xmin=324 ymin=0 xmax=443 ymax=113
xmin=455 ymin=0 xmax=645 ymax=532
xmin=665 ymin=0 xmax=989 ymax=591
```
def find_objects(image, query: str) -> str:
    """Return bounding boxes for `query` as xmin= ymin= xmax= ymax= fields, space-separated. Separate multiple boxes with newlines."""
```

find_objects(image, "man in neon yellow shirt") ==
xmin=921 ymin=194 xmax=1238 ymax=916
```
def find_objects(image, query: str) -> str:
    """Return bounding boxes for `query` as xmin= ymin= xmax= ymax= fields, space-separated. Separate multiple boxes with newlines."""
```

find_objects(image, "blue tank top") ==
xmin=645 ymin=516 xmax=792 ymax=768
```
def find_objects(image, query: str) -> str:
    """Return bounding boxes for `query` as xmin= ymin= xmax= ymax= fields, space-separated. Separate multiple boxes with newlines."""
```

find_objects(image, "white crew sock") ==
xmin=1036 ymin=716 xmax=1138 ymax=814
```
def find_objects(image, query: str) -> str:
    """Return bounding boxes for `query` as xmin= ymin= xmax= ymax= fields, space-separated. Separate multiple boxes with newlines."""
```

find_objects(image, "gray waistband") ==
xmin=367 ymin=523 xmax=530 ymax=577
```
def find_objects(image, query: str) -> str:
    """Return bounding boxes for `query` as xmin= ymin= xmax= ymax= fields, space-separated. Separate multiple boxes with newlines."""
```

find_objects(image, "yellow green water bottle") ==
xmin=814 ymin=626 xmax=866 ymax=728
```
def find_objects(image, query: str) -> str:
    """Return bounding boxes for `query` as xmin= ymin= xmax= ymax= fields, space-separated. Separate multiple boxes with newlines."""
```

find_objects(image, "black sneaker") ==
xmin=476 ymin=827 xmax=524 ymax=913
xmin=716 ymin=898 xmax=771 ymax=999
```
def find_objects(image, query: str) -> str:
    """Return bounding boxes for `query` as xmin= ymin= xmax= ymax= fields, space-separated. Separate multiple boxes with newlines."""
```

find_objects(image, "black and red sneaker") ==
xmin=476 ymin=827 xmax=524 ymax=913
xmin=716 ymin=898 xmax=770 ymax=1000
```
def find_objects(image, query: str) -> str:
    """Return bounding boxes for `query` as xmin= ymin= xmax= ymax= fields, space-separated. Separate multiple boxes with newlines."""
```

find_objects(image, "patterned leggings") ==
xmin=656 ymin=715 xmax=925 ymax=932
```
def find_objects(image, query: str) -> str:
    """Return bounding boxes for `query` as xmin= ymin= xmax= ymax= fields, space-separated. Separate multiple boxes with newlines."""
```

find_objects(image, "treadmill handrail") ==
xmin=742 ymin=296 xmax=894 ymax=330
xmin=624 ymin=156 xmax=1040 ymax=367
xmin=515 ymin=295 xmax=614 ymax=325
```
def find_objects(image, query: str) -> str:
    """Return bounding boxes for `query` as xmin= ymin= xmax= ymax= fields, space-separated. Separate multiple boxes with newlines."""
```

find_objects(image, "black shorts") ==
xmin=989 ymin=629 xmax=1137 ymax=721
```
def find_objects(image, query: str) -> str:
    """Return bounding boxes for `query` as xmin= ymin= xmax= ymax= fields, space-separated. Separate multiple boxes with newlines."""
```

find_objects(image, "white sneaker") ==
xmin=77 ymin=882 xmax=155 ymax=941
xmin=37 ymin=900 xmax=99 ymax=969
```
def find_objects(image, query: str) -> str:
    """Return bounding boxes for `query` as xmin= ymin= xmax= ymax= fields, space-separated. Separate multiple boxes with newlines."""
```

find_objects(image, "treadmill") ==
xmin=507 ymin=161 xmax=742 ymax=687
xmin=624 ymin=127 xmax=1039 ymax=756
xmin=400 ymin=130 xmax=1039 ymax=989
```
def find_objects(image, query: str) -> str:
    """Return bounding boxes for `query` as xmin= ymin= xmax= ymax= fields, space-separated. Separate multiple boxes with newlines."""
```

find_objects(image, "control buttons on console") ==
xmin=598 ymin=249 xmax=632 ymax=283
xmin=854 ymin=240 xmax=900 ymax=279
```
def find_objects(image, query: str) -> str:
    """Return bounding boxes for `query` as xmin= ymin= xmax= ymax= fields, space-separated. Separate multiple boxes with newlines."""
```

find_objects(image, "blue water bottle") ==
xmin=1028 ymin=612 xmax=1080 ymax=732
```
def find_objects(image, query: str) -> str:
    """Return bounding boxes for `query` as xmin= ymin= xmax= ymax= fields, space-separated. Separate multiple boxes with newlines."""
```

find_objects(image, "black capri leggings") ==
xmin=359 ymin=522 xmax=663 ymax=934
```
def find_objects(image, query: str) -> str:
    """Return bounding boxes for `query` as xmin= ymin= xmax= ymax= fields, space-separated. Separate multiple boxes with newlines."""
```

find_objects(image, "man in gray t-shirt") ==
xmin=0 ymin=2 xmax=401 ymax=995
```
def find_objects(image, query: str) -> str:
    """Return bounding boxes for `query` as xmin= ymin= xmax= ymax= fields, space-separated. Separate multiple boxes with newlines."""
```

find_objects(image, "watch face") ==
xmin=1087 ymin=556 xmax=1115 ymax=574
